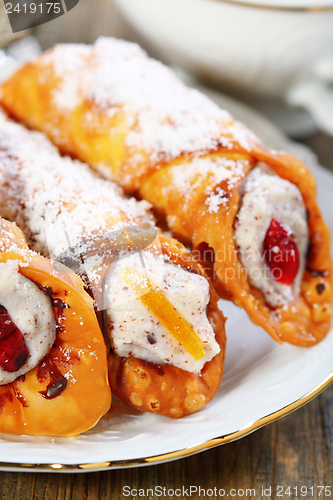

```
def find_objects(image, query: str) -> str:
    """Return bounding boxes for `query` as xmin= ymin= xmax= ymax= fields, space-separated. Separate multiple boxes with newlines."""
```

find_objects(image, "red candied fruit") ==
xmin=0 ymin=305 xmax=29 ymax=372
xmin=263 ymin=219 xmax=300 ymax=286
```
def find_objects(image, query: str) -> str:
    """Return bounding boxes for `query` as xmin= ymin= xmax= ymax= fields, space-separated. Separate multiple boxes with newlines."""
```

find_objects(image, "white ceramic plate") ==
xmin=0 ymin=89 xmax=332 ymax=473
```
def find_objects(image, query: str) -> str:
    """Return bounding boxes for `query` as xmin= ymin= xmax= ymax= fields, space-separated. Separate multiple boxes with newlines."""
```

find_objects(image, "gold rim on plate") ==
xmin=0 ymin=369 xmax=332 ymax=473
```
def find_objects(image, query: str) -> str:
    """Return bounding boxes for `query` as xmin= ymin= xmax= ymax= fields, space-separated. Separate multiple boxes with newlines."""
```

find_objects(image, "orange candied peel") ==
xmin=123 ymin=267 xmax=206 ymax=361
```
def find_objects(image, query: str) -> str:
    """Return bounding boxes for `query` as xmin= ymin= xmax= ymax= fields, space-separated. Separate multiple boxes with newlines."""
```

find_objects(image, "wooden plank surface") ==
xmin=0 ymin=385 xmax=333 ymax=499
xmin=0 ymin=0 xmax=332 ymax=498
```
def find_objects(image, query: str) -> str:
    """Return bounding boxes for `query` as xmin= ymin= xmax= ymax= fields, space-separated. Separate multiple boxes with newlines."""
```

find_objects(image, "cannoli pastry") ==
xmin=1 ymin=37 xmax=330 ymax=346
xmin=0 ymin=112 xmax=226 ymax=418
xmin=0 ymin=217 xmax=111 ymax=436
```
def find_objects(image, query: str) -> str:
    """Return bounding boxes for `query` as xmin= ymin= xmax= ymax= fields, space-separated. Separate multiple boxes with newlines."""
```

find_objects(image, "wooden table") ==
xmin=0 ymin=0 xmax=333 ymax=498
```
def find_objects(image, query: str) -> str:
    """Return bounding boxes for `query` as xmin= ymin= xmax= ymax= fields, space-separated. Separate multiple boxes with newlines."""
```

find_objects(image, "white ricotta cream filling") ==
xmin=0 ymin=260 xmax=56 ymax=384
xmin=103 ymin=252 xmax=220 ymax=373
xmin=234 ymin=163 xmax=308 ymax=308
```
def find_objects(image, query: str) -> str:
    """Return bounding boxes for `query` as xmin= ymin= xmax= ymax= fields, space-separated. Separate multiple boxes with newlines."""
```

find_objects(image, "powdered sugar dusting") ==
xmin=235 ymin=164 xmax=308 ymax=307
xmin=43 ymin=37 xmax=258 ymax=163
xmin=0 ymin=113 xmax=220 ymax=373
xmin=206 ymin=187 xmax=228 ymax=214
xmin=104 ymin=251 xmax=219 ymax=373
xmin=0 ymin=112 xmax=153 ymax=269
xmin=167 ymin=155 xmax=248 ymax=212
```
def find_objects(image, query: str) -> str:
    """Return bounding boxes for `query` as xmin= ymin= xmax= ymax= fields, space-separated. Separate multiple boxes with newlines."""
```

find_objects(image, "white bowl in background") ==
xmin=115 ymin=0 xmax=333 ymax=136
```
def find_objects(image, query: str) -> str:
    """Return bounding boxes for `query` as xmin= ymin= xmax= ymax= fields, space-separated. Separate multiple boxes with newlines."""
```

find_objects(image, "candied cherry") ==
xmin=0 ymin=305 xmax=29 ymax=372
xmin=263 ymin=219 xmax=300 ymax=286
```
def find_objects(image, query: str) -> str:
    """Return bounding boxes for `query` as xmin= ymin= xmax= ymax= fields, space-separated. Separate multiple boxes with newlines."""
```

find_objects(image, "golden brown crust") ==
xmin=140 ymin=148 xmax=332 ymax=346
xmin=108 ymin=233 xmax=226 ymax=418
xmin=0 ymin=105 xmax=226 ymax=418
xmin=0 ymin=44 xmax=331 ymax=346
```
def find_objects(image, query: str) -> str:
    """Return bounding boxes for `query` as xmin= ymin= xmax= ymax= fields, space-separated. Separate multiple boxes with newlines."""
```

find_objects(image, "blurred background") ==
xmin=1 ymin=0 xmax=332 ymax=170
